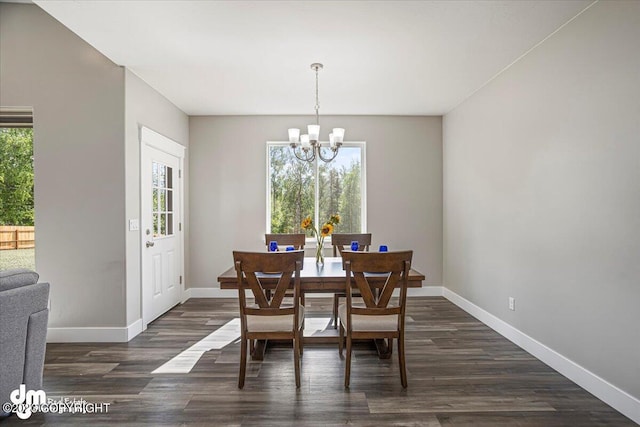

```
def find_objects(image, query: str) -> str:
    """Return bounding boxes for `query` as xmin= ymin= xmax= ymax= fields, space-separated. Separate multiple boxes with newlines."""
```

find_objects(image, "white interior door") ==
xmin=141 ymin=127 xmax=184 ymax=326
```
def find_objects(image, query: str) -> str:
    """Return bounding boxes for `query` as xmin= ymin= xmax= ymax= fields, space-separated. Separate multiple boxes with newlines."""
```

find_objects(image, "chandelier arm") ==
xmin=317 ymin=146 xmax=340 ymax=163
xmin=291 ymin=144 xmax=316 ymax=162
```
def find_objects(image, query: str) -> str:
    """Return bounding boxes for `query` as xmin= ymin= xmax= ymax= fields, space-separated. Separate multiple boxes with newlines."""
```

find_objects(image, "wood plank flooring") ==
xmin=2 ymin=297 xmax=634 ymax=426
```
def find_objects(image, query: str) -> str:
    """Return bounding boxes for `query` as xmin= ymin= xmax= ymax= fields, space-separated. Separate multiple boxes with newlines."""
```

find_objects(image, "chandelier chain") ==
xmin=315 ymin=66 xmax=320 ymax=125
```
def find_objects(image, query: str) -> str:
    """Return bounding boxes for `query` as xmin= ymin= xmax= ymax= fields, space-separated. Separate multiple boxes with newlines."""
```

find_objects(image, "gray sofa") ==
xmin=0 ymin=269 xmax=49 ymax=410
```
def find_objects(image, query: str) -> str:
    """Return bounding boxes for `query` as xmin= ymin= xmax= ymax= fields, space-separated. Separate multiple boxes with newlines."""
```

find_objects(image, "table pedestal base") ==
xmin=249 ymin=322 xmax=393 ymax=360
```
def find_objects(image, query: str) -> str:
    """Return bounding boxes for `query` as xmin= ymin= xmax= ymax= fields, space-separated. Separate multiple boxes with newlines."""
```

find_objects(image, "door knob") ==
xmin=146 ymin=241 xmax=155 ymax=248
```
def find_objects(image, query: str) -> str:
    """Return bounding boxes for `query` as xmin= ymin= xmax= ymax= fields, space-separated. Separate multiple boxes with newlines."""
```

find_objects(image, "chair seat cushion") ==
xmin=246 ymin=305 xmax=305 ymax=332
xmin=338 ymin=304 xmax=398 ymax=332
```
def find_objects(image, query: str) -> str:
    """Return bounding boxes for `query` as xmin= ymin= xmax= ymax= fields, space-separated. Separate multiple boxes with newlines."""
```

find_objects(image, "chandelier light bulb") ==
xmin=308 ymin=125 xmax=320 ymax=142
xmin=332 ymin=128 xmax=345 ymax=144
xmin=300 ymin=134 xmax=310 ymax=148
xmin=288 ymin=128 xmax=300 ymax=144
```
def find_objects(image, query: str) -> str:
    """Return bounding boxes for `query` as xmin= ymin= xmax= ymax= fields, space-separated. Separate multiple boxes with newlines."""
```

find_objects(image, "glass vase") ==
xmin=315 ymin=239 xmax=324 ymax=266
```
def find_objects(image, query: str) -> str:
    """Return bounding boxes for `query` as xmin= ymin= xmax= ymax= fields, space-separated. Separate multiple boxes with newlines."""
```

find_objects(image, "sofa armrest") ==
xmin=0 ymin=269 xmax=40 ymax=292
xmin=0 ymin=282 xmax=49 ymax=408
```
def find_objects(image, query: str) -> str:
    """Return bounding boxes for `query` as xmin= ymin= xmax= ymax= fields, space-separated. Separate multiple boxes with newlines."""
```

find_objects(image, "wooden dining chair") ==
xmin=264 ymin=233 xmax=306 ymax=251
xmin=338 ymin=250 xmax=413 ymax=388
xmin=331 ymin=233 xmax=372 ymax=328
xmin=264 ymin=233 xmax=306 ymax=305
xmin=233 ymin=250 xmax=305 ymax=389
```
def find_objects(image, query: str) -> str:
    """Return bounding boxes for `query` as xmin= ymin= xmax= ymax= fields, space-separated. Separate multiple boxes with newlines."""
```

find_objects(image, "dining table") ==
xmin=217 ymin=256 xmax=425 ymax=360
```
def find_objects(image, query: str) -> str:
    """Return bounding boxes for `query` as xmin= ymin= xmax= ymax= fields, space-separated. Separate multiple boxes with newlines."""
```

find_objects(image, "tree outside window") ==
xmin=0 ymin=128 xmax=34 ymax=225
xmin=0 ymin=127 xmax=35 ymax=270
xmin=267 ymin=143 xmax=365 ymax=238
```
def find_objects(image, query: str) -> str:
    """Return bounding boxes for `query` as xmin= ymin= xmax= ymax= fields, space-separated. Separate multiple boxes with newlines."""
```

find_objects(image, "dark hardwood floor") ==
xmin=2 ymin=297 xmax=634 ymax=426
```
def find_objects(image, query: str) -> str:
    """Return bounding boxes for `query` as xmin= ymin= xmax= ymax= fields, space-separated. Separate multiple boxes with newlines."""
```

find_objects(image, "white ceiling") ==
xmin=33 ymin=0 xmax=592 ymax=116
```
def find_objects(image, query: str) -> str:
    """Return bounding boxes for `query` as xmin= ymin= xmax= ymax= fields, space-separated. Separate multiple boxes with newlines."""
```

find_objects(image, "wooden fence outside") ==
xmin=0 ymin=225 xmax=35 ymax=250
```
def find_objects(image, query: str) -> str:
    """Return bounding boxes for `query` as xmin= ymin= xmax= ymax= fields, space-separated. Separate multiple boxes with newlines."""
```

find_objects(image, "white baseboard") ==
xmin=443 ymin=287 xmax=640 ymax=425
xmin=126 ymin=319 xmax=143 ymax=341
xmin=47 ymin=318 xmax=143 ymax=343
xmin=408 ymin=286 xmax=443 ymax=297
xmin=186 ymin=287 xmax=236 ymax=298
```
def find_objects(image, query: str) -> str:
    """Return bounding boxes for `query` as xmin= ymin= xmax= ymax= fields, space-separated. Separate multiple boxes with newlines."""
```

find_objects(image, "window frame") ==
xmin=265 ymin=140 xmax=367 ymax=245
xmin=151 ymin=161 xmax=175 ymax=239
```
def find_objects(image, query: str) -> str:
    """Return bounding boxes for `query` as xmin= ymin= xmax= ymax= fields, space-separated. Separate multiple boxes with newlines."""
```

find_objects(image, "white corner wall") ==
xmin=124 ymin=70 xmax=189 ymax=327
xmin=189 ymin=115 xmax=442 ymax=290
xmin=1 ymin=4 xmax=190 ymax=340
xmin=1 ymin=3 xmax=127 ymax=329
xmin=444 ymin=0 xmax=640 ymax=419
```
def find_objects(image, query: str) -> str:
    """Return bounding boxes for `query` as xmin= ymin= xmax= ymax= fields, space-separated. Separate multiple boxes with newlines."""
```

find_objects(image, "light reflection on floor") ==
xmin=152 ymin=317 xmax=333 ymax=374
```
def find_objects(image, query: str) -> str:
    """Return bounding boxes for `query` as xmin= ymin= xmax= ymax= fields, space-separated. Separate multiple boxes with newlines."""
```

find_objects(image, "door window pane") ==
xmin=152 ymin=162 xmax=158 ymax=187
xmin=152 ymin=161 xmax=175 ymax=238
xmin=167 ymin=213 xmax=173 ymax=235
xmin=160 ymin=190 xmax=166 ymax=212
xmin=153 ymin=213 xmax=159 ymax=237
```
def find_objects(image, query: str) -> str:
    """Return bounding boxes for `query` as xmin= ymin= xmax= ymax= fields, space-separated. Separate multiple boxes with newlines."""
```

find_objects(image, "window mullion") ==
xmin=314 ymin=157 xmax=320 ymax=245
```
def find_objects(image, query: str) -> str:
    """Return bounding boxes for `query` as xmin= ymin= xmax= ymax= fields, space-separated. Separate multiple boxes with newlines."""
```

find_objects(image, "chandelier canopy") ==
xmin=288 ymin=63 xmax=345 ymax=163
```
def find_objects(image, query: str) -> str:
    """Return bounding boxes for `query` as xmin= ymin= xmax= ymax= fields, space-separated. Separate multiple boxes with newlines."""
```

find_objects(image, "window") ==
xmin=267 ymin=142 xmax=366 ymax=238
xmin=152 ymin=162 xmax=174 ymax=238
xmin=0 ymin=108 xmax=35 ymax=270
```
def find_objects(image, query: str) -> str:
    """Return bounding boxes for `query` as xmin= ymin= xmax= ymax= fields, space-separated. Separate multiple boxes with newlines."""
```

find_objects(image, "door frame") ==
xmin=140 ymin=126 xmax=186 ymax=329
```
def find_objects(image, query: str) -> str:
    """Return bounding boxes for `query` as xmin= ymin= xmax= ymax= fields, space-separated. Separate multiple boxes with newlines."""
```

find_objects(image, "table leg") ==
xmin=251 ymin=339 xmax=267 ymax=360
xmin=375 ymin=339 xmax=392 ymax=359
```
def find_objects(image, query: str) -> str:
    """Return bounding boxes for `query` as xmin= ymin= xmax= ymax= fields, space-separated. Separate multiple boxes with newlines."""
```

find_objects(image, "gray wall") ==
xmin=444 ymin=0 xmax=640 ymax=399
xmin=0 ymin=3 xmax=127 ymax=327
xmin=124 ymin=70 xmax=189 ymax=325
xmin=189 ymin=115 xmax=442 ymax=289
xmin=0 ymin=4 xmax=190 ymax=331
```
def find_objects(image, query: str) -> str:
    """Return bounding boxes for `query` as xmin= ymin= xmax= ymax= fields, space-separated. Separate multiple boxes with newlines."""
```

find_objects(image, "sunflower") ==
xmin=320 ymin=222 xmax=334 ymax=237
xmin=329 ymin=214 xmax=341 ymax=225
xmin=301 ymin=216 xmax=313 ymax=230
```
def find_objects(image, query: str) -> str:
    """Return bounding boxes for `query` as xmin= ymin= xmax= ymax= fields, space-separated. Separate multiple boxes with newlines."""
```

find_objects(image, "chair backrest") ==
xmin=264 ymin=233 xmax=306 ymax=251
xmin=341 ymin=250 xmax=413 ymax=318
xmin=233 ymin=250 xmax=304 ymax=320
xmin=332 ymin=233 xmax=372 ymax=256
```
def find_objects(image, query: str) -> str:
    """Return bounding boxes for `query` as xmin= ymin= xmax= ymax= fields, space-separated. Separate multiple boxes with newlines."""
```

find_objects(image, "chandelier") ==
xmin=288 ymin=63 xmax=345 ymax=163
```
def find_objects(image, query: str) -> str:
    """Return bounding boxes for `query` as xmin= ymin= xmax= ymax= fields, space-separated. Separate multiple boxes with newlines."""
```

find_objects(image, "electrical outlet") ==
xmin=509 ymin=297 xmax=516 ymax=311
